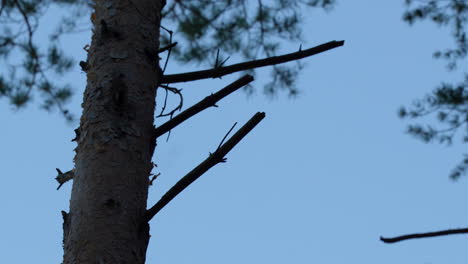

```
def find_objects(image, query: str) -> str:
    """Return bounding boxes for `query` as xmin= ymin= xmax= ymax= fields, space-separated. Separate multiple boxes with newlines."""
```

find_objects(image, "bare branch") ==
xmin=154 ymin=74 xmax=254 ymax=138
xmin=380 ymin=227 xmax=468 ymax=243
xmin=162 ymin=40 xmax=344 ymax=83
xmin=158 ymin=42 xmax=178 ymax=53
xmin=149 ymin=173 xmax=161 ymax=186
xmin=146 ymin=112 xmax=266 ymax=221
xmin=156 ymin=84 xmax=183 ymax=118
xmin=217 ymin=122 xmax=237 ymax=151
xmin=55 ymin=168 xmax=75 ymax=190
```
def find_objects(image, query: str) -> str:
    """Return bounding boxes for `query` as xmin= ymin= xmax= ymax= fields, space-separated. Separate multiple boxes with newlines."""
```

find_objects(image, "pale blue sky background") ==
xmin=1 ymin=1 xmax=468 ymax=263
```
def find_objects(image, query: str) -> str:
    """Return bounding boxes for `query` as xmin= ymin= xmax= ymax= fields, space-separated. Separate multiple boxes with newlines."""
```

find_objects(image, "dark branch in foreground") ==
xmin=146 ymin=112 xmax=266 ymax=221
xmin=55 ymin=168 xmax=75 ymax=190
xmin=158 ymin=42 xmax=178 ymax=53
xmin=162 ymin=40 xmax=345 ymax=83
xmin=380 ymin=227 xmax=468 ymax=243
xmin=154 ymin=74 xmax=254 ymax=138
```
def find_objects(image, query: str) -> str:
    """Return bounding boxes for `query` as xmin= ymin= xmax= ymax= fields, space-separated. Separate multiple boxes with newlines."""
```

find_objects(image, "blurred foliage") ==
xmin=0 ymin=0 xmax=335 ymax=119
xmin=161 ymin=0 xmax=336 ymax=95
xmin=403 ymin=0 xmax=467 ymax=69
xmin=400 ymin=0 xmax=468 ymax=179
xmin=0 ymin=0 xmax=92 ymax=120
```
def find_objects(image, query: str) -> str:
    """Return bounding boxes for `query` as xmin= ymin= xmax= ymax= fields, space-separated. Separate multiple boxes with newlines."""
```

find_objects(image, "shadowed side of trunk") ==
xmin=63 ymin=0 xmax=162 ymax=263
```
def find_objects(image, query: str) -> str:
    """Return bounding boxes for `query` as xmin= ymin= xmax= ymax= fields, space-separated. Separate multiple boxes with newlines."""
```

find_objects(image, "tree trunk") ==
xmin=63 ymin=1 xmax=162 ymax=263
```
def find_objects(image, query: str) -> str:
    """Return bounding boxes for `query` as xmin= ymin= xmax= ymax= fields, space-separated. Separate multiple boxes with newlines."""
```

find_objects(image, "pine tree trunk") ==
xmin=63 ymin=1 xmax=162 ymax=263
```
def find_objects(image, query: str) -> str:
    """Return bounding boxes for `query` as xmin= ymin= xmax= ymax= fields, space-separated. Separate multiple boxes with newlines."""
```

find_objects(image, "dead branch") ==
xmin=216 ymin=122 xmax=237 ymax=151
xmin=161 ymin=40 xmax=344 ymax=83
xmin=158 ymin=42 xmax=178 ymax=53
xmin=146 ymin=112 xmax=266 ymax=221
xmin=55 ymin=168 xmax=75 ymax=190
xmin=149 ymin=173 xmax=161 ymax=186
xmin=157 ymin=84 xmax=183 ymax=118
xmin=154 ymin=74 xmax=254 ymax=138
xmin=380 ymin=227 xmax=468 ymax=243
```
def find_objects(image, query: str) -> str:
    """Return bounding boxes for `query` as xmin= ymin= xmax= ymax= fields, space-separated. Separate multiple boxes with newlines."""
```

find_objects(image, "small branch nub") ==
xmin=55 ymin=168 xmax=75 ymax=190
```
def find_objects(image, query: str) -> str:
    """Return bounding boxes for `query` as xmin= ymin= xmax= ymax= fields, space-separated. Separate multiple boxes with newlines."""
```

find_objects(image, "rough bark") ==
xmin=63 ymin=0 xmax=162 ymax=263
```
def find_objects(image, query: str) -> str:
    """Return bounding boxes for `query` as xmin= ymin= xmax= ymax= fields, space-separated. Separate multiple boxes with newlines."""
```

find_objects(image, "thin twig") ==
xmin=162 ymin=40 xmax=345 ymax=83
xmin=149 ymin=173 xmax=161 ymax=186
xmin=146 ymin=112 xmax=266 ymax=221
xmin=158 ymin=42 xmax=178 ymax=53
xmin=162 ymin=30 xmax=173 ymax=73
xmin=55 ymin=168 xmax=75 ymax=190
xmin=160 ymin=24 xmax=172 ymax=34
xmin=217 ymin=122 xmax=237 ymax=151
xmin=380 ymin=227 xmax=468 ymax=243
xmin=159 ymin=86 xmax=169 ymax=116
xmin=159 ymin=25 xmax=174 ymax=74
xmin=157 ymin=84 xmax=183 ymax=118
xmin=154 ymin=74 xmax=254 ymax=138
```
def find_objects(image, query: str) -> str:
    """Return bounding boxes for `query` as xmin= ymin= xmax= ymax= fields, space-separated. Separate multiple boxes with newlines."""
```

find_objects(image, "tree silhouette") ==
xmin=0 ymin=0 xmax=343 ymax=262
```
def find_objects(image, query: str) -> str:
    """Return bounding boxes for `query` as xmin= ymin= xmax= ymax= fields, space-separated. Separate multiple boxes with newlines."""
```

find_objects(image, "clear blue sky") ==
xmin=1 ymin=1 xmax=468 ymax=263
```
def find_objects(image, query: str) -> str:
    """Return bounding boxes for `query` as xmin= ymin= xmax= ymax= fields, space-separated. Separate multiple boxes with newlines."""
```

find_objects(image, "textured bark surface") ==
xmin=63 ymin=0 xmax=162 ymax=263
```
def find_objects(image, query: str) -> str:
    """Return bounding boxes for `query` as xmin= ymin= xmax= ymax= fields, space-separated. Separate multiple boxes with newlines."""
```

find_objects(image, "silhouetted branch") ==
xmin=157 ymin=84 xmax=183 ymax=118
xmin=55 ymin=168 xmax=75 ymax=190
xmin=216 ymin=122 xmax=237 ymax=151
xmin=161 ymin=27 xmax=174 ymax=73
xmin=146 ymin=112 xmax=266 ymax=221
xmin=162 ymin=40 xmax=345 ymax=83
xmin=158 ymin=42 xmax=178 ymax=53
xmin=380 ymin=227 xmax=468 ymax=243
xmin=149 ymin=173 xmax=161 ymax=186
xmin=154 ymin=74 xmax=254 ymax=138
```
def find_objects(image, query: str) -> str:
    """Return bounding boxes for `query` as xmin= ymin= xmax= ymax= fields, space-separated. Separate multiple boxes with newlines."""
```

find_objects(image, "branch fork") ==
xmin=55 ymin=168 xmax=75 ymax=190
xmin=146 ymin=112 xmax=266 ymax=221
xmin=162 ymin=40 xmax=345 ymax=83
xmin=381 ymin=227 xmax=468 ymax=243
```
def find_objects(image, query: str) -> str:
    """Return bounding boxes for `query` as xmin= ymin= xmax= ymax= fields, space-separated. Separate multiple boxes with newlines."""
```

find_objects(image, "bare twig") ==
xmin=161 ymin=27 xmax=174 ymax=73
xmin=149 ymin=173 xmax=161 ymax=186
xmin=380 ymin=227 xmax=468 ymax=243
xmin=160 ymin=24 xmax=172 ymax=34
xmin=214 ymin=49 xmax=230 ymax=68
xmin=159 ymin=87 xmax=169 ymax=117
xmin=55 ymin=168 xmax=75 ymax=190
xmin=158 ymin=42 xmax=178 ymax=53
xmin=157 ymin=84 xmax=183 ymax=118
xmin=146 ymin=112 xmax=266 ymax=221
xmin=162 ymin=40 xmax=345 ymax=83
xmin=154 ymin=74 xmax=254 ymax=138
xmin=217 ymin=122 xmax=237 ymax=151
